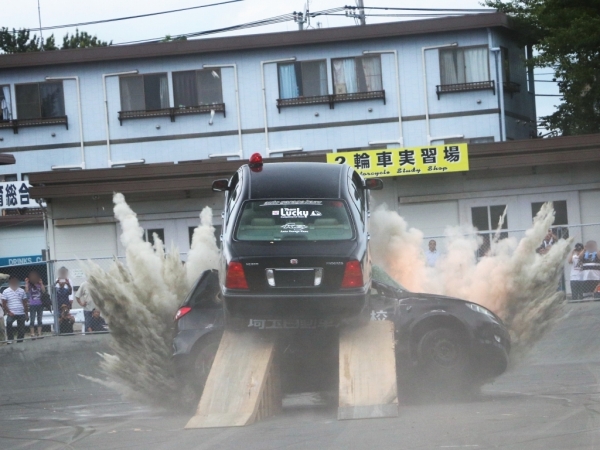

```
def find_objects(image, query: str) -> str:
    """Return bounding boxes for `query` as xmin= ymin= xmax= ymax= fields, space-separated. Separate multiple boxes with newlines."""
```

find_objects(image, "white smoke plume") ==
xmin=371 ymin=202 xmax=571 ymax=351
xmin=84 ymin=193 xmax=219 ymax=406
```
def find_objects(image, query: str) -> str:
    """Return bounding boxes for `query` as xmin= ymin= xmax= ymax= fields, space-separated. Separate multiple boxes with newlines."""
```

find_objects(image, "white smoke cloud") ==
xmin=371 ymin=202 xmax=571 ymax=351
xmin=84 ymin=193 xmax=219 ymax=406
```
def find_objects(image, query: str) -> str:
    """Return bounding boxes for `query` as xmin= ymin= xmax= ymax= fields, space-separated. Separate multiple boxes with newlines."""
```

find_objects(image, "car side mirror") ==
xmin=364 ymin=178 xmax=383 ymax=190
xmin=212 ymin=179 xmax=229 ymax=192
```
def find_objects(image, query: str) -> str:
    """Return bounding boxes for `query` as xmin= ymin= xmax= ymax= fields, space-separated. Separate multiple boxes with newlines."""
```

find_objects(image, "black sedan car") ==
xmin=173 ymin=268 xmax=511 ymax=399
xmin=211 ymin=155 xmax=382 ymax=322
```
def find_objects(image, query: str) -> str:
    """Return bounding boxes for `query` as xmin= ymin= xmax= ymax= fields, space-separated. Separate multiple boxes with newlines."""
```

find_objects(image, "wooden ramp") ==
xmin=185 ymin=329 xmax=281 ymax=429
xmin=338 ymin=320 xmax=398 ymax=420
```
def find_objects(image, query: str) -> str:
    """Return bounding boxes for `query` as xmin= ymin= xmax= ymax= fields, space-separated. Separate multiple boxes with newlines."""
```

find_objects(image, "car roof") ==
xmin=246 ymin=162 xmax=346 ymax=199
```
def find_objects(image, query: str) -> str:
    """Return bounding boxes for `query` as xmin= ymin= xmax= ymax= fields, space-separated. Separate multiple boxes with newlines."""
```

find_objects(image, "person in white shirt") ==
xmin=569 ymin=243 xmax=584 ymax=300
xmin=1 ymin=275 xmax=29 ymax=343
xmin=426 ymin=240 xmax=439 ymax=267
xmin=75 ymin=281 xmax=95 ymax=334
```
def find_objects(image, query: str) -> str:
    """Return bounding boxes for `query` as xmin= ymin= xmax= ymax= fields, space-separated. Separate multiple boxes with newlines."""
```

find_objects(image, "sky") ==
xmin=5 ymin=0 xmax=560 ymax=131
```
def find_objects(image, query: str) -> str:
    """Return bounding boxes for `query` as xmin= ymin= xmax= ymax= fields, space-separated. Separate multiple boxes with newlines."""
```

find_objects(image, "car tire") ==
xmin=189 ymin=332 xmax=223 ymax=396
xmin=417 ymin=327 xmax=468 ymax=379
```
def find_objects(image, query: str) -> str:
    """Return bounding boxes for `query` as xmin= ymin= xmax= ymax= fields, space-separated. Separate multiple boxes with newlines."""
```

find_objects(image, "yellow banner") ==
xmin=326 ymin=144 xmax=469 ymax=178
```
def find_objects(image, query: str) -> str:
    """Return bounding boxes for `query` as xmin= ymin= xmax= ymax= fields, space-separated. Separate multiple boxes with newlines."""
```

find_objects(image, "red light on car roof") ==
xmin=174 ymin=306 xmax=192 ymax=321
xmin=249 ymin=153 xmax=263 ymax=166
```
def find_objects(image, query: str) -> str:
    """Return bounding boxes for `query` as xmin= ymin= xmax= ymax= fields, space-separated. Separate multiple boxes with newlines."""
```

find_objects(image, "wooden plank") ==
xmin=338 ymin=320 xmax=398 ymax=420
xmin=185 ymin=330 xmax=281 ymax=429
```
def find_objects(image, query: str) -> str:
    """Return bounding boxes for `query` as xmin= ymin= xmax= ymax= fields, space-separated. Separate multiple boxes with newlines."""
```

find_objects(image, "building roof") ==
xmin=0 ymin=13 xmax=511 ymax=70
xmin=0 ymin=153 xmax=15 ymax=165
xmin=28 ymin=134 xmax=600 ymax=201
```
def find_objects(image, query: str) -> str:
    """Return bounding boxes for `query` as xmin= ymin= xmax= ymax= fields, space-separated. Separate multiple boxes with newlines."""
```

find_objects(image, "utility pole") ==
xmin=357 ymin=0 xmax=366 ymax=26
xmin=37 ymin=0 xmax=44 ymax=51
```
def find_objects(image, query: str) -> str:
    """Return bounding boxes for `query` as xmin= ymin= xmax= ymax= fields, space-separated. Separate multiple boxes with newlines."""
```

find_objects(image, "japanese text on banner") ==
xmin=326 ymin=144 xmax=469 ymax=178
xmin=0 ymin=182 xmax=39 ymax=209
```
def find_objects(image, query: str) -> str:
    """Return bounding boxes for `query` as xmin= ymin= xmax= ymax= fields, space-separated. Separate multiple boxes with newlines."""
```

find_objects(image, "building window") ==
xmin=439 ymin=46 xmax=489 ymax=85
xmin=471 ymin=205 xmax=508 ymax=257
xmin=445 ymin=137 xmax=495 ymax=144
xmin=332 ymin=56 xmax=382 ymax=94
xmin=15 ymin=82 xmax=65 ymax=120
xmin=188 ymin=225 xmax=222 ymax=248
xmin=0 ymin=174 xmax=18 ymax=182
xmin=120 ymin=73 xmax=169 ymax=111
xmin=278 ymin=60 xmax=328 ymax=99
xmin=501 ymin=47 xmax=510 ymax=82
xmin=144 ymin=228 xmax=165 ymax=246
xmin=173 ymin=69 xmax=223 ymax=107
xmin=532 ymin=201 xmax=568 ymax=226
xmin=0 ymin=85 xmax=11 ymax=121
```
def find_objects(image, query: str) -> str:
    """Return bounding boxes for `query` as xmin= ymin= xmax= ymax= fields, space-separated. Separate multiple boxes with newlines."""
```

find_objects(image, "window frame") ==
xmin=119 ymin=72 xmax=170 ymax=113
xmin=277 ymin=59 xmax=328 ymax=100
xmin=14 ymin=81 xmax=66 ymax=120
xmin=331 ymin=55 xmax=383 ymax=95
xmin=438 ymin=44 xmax=491 ymax=86
xmin=0 ymin=85 xmax=12 ymax=122
xmin=172 ymin=68 xmax=224 ymax=108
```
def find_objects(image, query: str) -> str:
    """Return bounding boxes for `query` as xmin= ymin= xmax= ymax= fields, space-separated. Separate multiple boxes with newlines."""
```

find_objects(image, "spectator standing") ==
xmin=0 ymin=293 xmax=6 ymax=343
xmin=75 ymin=281 xmax=95 ymax=335
xmin=55 ymin=267 xmax=74 ymax=304
xmin=55 ymin=278 xmax=72 ymax=311
xmin=581 ymin=240 xmax=600 ymax=295
xmin=426 ymin=240 xmax=439 ymax=267
xmin=1 ymin=275 xmax=29 ymax=343
xmin=536 ymin=229 xmax=557 ymax=255
xmin=569 ymin=243 xmax=584 ymax=300
xmin=88 ymin=309 xmax=107 ymax=333
xmin=58 ymin=304 xmax=75 ymax=334
xmin=26 ymin=271 xmax=46 ymax=339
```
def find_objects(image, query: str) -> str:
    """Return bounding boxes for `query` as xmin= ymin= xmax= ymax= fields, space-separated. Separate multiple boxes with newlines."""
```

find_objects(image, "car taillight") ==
xmin=225 ymin=262 xmax=249 ymax=289
xmin=341 ymin=260 xmax=363 ymax=288
xmin=174 ymin=306 xmax=192 ymax=321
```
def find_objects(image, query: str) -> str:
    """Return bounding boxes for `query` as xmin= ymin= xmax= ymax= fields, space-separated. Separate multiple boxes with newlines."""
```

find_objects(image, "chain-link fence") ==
xmin=422 ymin=222 xmax=600 ymax=301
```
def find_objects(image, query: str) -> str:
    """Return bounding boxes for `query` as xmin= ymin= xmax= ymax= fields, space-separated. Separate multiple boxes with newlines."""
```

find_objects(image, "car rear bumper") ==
xmin=223 ymin=289 xmax=368 ymax=319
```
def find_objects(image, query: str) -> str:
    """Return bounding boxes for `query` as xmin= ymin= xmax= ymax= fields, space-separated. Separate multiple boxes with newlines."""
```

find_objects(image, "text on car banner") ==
xmin=326 ymin=144 xmax=469 ymax=178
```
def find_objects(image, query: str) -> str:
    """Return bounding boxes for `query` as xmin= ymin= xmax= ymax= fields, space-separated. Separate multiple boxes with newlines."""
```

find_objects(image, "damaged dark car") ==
xmin=173 ymin=268 xmax=511 ymax=398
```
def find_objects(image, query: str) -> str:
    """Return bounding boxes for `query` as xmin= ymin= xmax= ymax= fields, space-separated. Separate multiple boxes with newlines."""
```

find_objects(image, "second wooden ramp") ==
xmin=338 ymin=320 xmax=398 ymax=420
xmin=185 ymin=329 xmax=281 ymax=429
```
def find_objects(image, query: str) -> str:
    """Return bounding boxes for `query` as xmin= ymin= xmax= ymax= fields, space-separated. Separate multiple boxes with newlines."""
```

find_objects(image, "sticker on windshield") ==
xmin=280 ymin=223 xmax=308 ymax=233
xmin=280 ymin=207 xmax=309 ymax=219
xmin=261 ymin=200 xmax=323 ymax=206
xmin=310 ymin=211 xmax=322 ymax=217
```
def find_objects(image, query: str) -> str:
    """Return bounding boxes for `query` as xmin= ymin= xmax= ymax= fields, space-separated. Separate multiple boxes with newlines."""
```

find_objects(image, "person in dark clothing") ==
xmin=58 ymin=304 xmax=75 ymax=334
xmin=88 ymin=309 xmax=108 ymax=332
xmin=26 ymin=271 xmax=46 ymax=339
xmin=55 ymin=278 xmax=72 ymax=311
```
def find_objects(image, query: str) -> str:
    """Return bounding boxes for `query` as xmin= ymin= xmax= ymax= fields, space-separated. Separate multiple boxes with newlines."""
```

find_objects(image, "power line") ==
xmin=25 ymin=0 xmax=243 ymax=32
xmin=114 ymin=7 xmax=347 ymax=45
xmin=352 ymin=6 xmax=496 ymax=12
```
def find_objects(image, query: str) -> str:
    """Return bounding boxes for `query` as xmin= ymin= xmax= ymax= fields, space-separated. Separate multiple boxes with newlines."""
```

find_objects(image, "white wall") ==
xmin=0 ymin=225 xmax=44 ymax=258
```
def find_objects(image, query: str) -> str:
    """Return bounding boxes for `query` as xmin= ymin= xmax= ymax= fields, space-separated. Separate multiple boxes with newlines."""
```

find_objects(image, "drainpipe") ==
xmin=363 ymin=50 xmax=403 ymax=147
xmin=102 ymin=70 xmax=145 ymax=167
xmin=421 ymin=43 xmax=463 ymax=144
xmin=490 ymin=47 xmax=506 ymax=141
xmin=45 ymin=76 xmax=85 ymax=170
xmin=260 ymin=58 xmax=303 ymax=156
xmin=203 ymin=64 xmax=243 ymax=159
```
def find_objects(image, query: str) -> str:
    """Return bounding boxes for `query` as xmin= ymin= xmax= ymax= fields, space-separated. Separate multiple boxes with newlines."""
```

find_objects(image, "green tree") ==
xmin=484 ymin=0 xmax=600 ymax=136
xmin=62 ymin=29 xmax=111 ymax=49
xmin=0 ymin=28 xmax=56 ymax=53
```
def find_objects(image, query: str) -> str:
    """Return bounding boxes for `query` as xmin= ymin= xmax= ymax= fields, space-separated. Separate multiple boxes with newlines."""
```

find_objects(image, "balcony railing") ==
xmin=0 ymin=116 xmax=69 ymax=134
xmin=435 ymin=81 xmax=495 ymax=99
xmin=118 ymin=104 xmax=226 ymax=125
xmin=276 ymin=90 xmax=386 ymax=113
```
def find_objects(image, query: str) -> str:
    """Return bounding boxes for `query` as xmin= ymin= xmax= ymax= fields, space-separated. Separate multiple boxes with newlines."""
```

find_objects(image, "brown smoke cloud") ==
xmin=371 ymin=202 xmax=571 ymax=351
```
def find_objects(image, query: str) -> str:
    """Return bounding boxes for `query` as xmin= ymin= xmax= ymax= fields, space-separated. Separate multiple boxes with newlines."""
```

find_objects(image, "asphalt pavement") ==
xmin=1 ymin=301 xmax=600 ymax=449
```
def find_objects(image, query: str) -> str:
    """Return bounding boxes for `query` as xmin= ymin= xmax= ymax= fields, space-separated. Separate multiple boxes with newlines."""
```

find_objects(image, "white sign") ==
xmin=0 ymin=182 xmax=39 ymax=209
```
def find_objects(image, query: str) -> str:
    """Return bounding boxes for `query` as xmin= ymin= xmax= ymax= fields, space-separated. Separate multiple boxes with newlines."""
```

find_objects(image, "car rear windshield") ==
xmin=235 ymin=200 xmax=354 ymax=241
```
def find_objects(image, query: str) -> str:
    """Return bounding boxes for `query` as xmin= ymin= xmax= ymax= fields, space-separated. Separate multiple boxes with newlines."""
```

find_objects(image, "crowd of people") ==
xmin=0 ymin=267 xmax=107 ymax=344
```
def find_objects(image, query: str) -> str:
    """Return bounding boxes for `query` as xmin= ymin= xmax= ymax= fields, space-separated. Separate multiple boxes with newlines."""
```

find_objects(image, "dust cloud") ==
xmin=83 ymin=193 xmax=219 ymax=406
xmin=371 ymin=202 xmax=571 ymax=351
